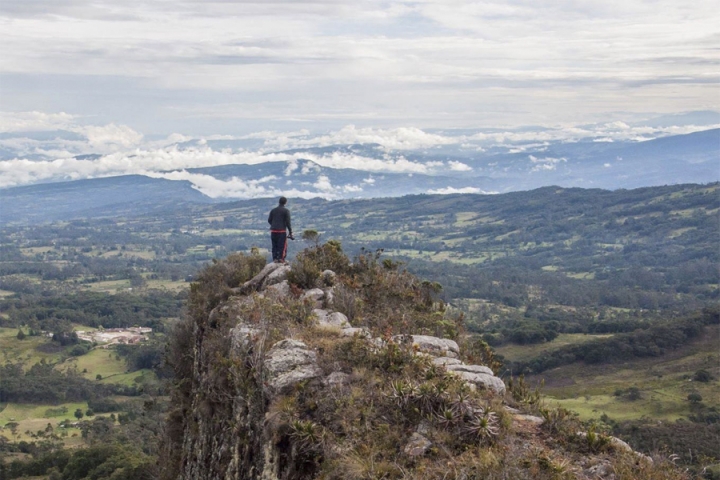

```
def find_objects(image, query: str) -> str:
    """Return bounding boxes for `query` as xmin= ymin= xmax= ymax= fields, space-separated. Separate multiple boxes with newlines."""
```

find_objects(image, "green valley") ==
xmin=0 ymin=183 xmax=718 ymax=478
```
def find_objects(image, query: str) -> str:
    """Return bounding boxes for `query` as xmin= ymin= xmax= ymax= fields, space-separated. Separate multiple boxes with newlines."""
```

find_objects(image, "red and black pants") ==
xmin=270 ymin=231 xmax=288 ymax=262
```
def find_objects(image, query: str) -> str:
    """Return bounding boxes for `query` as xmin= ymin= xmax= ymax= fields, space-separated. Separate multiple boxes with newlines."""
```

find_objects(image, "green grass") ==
xmin=81 ymin=279 xmax=131 ymax=292
xmin=566 ymin=271 xmax=595 ymax=280
xmin=668 ymin=227 xmax=697 ymax=238
xmin=387 ymin=249 xmax=489 ymax=265
xmin=495 ymin=333 xmax=614 ymax=362
xmin=0 ymin=401 xmax=89 ymax=443
xmin=62 ymin=348 xmax=129 ymax=380
xmin=1 ymin=327 xmax=146 ymax=385
xmin=454 ymin=212 xmax=478 ymax=226
xmin=0 ymin=328 xmax=66 ymax=366
xmin=531 ymin=325 xmax=720 ymax=422
xmin=99 ymin=369 xmax=155 ymax=386
xmin=145 ymin=279 xmax=190 ymax=291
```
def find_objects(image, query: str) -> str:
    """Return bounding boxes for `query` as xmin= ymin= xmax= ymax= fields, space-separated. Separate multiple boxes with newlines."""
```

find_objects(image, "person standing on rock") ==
xmin=268 ymin=196 xmax=294 ymax=263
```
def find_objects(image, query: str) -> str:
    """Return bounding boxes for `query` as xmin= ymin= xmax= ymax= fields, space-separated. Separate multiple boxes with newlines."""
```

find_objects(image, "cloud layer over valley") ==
xmin=1 ymin=111 xmax=717 ymax=199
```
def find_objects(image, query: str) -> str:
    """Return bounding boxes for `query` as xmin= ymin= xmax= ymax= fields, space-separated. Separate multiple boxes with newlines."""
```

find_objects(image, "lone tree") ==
xmin=74 ymin=409 xmax=84 ymax=420
xmin=301 ymin=229 xmax=320 ymax=246
xmin=16 ymin=329 xmax=26 ymax=340
xmin=688 ymin=392 xmax=703 ymax=404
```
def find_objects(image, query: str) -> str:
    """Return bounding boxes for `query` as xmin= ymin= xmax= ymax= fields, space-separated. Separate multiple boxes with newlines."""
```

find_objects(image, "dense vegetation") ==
xmin=0 ymin=291 xmax=183 ymax=332
xmin=508 ymin=305 xmax=720 ymax=374
xmin=0 ymin=362 xmax=143 ymax=404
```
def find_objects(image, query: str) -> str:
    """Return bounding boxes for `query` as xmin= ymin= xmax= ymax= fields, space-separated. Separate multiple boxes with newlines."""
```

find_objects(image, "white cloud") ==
xmin=425 ymin=161 xmax=445 ymax=167
xmin=313 ymin=175 xmax=334 ymax=192
xmin=0 ymin=111 xmax=76 ymax=132
xmin=81 ymin=123 xmax=143 ymax=150
xmin=262 ymin=125 xmax=459 ymax=151
xmin=300 ymin=162 xmax=321 ymax=174
xmin=0 ymin=110 xmax=717 ymax=190
xmin=300 ymin=151 xmax=430 ymax=174
xmin=284 ymin=159 xmax=299 ymax=176
xmin=145 ymin=170 xmax=335 ymax=199
xmin=448 ymin=161 xmax=471 ymax=171
xmin=427 ymin=186 xmax=485 ymax=194
xmin=529 ymin=155 xmax=567 ymax=172
xmin=0 ymin=140 xmax=437 ymax=188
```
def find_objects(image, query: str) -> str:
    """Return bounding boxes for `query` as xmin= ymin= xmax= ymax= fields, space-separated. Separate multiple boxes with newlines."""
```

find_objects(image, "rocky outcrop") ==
xmin=263 ymin=339 xmax=323 ymax=395
xmin=396 ymin=334 xmax=460 ymax=358
xmin=168 ymin=259 xmax=663 ymax=480
xmin=313 ymin=309 xmax=351 ymax=328
xmin=232 ymin=262 xmax=289 ymax=295
xmin=445 ymin=363 xmax=506 ymax=395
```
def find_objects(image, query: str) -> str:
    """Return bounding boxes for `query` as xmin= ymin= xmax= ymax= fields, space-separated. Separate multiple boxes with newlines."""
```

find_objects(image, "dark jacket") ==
xmin=268 ymin=205 xmax=292 ymax=235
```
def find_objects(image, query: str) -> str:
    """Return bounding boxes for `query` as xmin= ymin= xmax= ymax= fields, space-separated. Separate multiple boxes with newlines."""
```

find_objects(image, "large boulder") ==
xmin=432 ymin=356 xmax=463 ymax=367
xmin=233 ymin=262 xmax=287 ymax=295
xmin=340 ymin=327 xmax=371 ymax=338
xmin=313 ymin=309 xmax=351 ymax=328
xmin=395 ymin=335 xmax=460 ymax=359
xmin=448 ymin=369 xmax=506 ymax=395
xmin=263 ymin=339 xmax=322 ymax=395
xmin=301 ymin=288 xmax=325 ymax=308
xmin=323 ymin=287 xmax=335 ymax=307
xmin=265 ymin=280 xmax=291 ymax=299
xmin=445 ymin=364 xmax=494 ymax=376
xmin=263 ymin=265 xmax=291 ymax=287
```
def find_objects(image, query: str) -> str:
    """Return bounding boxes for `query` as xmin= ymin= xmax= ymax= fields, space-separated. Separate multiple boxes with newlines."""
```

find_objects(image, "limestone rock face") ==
xmin=170 ymin=260 xmax=661 ymax=480
xmin=265 ymin=280 xmax=291 ymax=299
xmin=396 ymin=334 xmax=460 ymax=358
xmin=263 ymin=339 xmax=322 ymax=395
xmin=230 ymin=324 xmax=261 ymax=354
xmin=314 ymin=309 xmax=351 ymax=328
xmin=445 ymin=364 xmax=494 ymax=376
xmin=339 ymin=327 xmax=371 ymax=338
xmin=301 ymin=288 xmax=325 ymax=308
xmin=233 ymin=262 xmax=287 ymax=294
xmin=264 ymin=264 xmax=291 ymax=287
xmin=432 ymin=356 xmax=463 ymax=367
xmin=449 ymin=369 xmax=506 ymax=395
xmin=323 ymin=287 xmax=335 ymax=306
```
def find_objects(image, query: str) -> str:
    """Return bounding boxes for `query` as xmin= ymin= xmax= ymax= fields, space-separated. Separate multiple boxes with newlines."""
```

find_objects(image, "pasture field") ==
xmin=495 ymin=333 xmax=615 ymax=362
xmin=531 ymin=325 xmax=720 ymax=422
xmin=80 ymin=279 xmax=132 ymax=292
xmin=0 ymin=327 xmax=65 ymax=366
xmin=62 ymin=348 xmax=129 ymax=380
xmin=0 ymin=401 xmax=90 ymax=444
xmin=98 ymin=369 xmax=155 ymax=386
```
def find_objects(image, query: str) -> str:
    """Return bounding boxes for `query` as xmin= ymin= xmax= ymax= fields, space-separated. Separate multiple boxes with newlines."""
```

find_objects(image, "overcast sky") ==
xmin=1 ymin=0 xmax=718 ymax=137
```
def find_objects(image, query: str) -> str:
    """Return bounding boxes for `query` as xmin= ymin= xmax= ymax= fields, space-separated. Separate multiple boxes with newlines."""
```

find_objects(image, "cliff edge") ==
xmin=160 ymin=243 xmax=686 ymax=480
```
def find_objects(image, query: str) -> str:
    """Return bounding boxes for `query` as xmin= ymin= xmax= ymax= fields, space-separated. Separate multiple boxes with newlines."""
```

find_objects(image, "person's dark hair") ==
xmin=279 ymin=196 xmax=287 ymax=205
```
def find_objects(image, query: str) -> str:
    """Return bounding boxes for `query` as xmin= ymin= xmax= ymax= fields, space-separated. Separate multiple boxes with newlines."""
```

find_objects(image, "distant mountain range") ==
xmin=1 ymin=128 xmax=717 ymax=225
